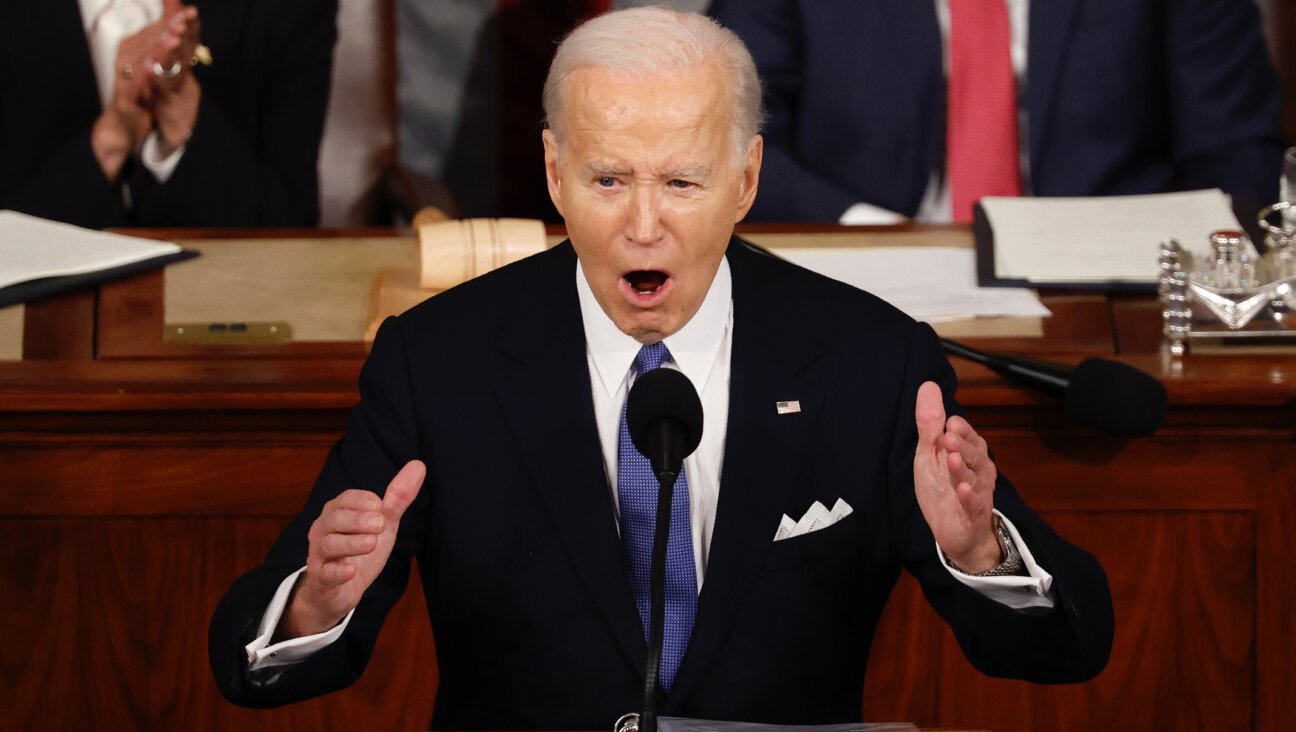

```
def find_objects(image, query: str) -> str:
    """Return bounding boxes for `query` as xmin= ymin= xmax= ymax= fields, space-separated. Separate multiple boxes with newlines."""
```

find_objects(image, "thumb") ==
xmin=382 ymin=460 xmax=426 ymax=521
xmin=914 ymin=381 xmax=947 ymax=445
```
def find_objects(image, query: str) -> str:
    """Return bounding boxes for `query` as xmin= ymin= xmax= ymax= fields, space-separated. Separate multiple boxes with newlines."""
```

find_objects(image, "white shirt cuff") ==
xmin=936 ymin=510 xmax=1056 ymax=610
xmin=838 ymin=202 xmax=908 ymax=225
xmin=244 ymin=566 xmax=356 ymax=671
xmin=139 ymin=131 xmax=186 ymax=182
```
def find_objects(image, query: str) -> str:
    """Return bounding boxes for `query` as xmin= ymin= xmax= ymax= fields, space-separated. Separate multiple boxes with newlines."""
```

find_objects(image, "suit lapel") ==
xmin=1024 ymin=0 xmax=1082 ymax=185
xmin=666 ymin=240 xmax=824 ymax=707
xmin=492 ymin=243 xmax=647 ymax=675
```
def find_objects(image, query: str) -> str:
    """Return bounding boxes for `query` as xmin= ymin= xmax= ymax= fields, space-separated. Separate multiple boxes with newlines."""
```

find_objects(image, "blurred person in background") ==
xmin=0 ymin=0 xmax=337 ymax=228
xmin=710 ymin=0 xmax=1287 ymax=224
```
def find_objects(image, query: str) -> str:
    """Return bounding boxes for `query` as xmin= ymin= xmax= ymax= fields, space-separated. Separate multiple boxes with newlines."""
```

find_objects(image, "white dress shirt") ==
xmin=78 ymin=0 xmax=187 ymax=183
xmin=840 ymin=0 xmax=1029 ymax=225
xmin=246 ymin=253 xmax=1053 ymax=670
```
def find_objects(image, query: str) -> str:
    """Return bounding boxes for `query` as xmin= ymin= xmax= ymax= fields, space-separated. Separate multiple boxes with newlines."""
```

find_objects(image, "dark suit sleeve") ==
xmin=132 ymin=0 xmax=338 ymax=227
xmin=1163 ymin=0 xmax=1286 ymax=206
xmin=886 ymin=323 xmax=1114 ymax=683
xmin=209 ymin=316 xmax=431 ymax=707
xmin=710 ymin=0 xmax=865 ymax=222
xmin=0 ymin=124 xmax=131 ymax=229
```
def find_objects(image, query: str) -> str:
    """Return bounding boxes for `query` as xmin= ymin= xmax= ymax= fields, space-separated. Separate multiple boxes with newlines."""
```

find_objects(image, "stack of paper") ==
xmin=979 ymin=189 xmax=1243 ymax=286
xmin=0 ymin=210 xmax=190 ymax=307
xmin=773 ymin=246 xmax=1051 ymax=323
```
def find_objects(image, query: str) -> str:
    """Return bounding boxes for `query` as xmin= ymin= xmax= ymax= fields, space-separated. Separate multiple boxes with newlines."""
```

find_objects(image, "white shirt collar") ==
xmin=576 ymin=256 xmax=733 ymax=399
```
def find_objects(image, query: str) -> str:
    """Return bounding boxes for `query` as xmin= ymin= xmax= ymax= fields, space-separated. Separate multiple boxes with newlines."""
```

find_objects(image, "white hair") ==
xmin=542 ymin=7 xmax=764 ymax=165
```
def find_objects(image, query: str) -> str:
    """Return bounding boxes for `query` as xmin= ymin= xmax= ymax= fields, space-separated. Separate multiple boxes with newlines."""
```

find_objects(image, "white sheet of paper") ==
xmin=772 ymin=246 xmax=1050 ymax=323
xmin=0 ymin=210 xmax=181 ymax=290
xmin=981 ymin=189 xmax=1242 ymax=283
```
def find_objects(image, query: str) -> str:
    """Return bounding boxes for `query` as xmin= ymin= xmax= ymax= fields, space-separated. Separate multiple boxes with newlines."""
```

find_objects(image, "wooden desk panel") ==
xmin=3 ymin=226 xmax=1294 ymax=730
xmin=1 ymin=355 xmax=1288 ymax=731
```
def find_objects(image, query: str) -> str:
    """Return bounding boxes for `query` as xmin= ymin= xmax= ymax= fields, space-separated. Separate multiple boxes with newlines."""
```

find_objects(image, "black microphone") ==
xmin=627 ymin=368 xmax=705 ymax=481
xmin=624 ymin=367 xmax=703 ymax=732
xmin=941 ymin=339 xmax=1168 ymax=438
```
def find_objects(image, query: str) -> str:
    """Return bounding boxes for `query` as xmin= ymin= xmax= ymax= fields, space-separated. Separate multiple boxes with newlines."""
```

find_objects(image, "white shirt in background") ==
xmin=78 ymin=0 xmax=188 ymax=184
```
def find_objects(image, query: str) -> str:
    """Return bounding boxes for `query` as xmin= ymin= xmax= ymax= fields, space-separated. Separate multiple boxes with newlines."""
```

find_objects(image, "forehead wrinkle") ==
xmin=558 ymin=67 xmax=735 ymax=176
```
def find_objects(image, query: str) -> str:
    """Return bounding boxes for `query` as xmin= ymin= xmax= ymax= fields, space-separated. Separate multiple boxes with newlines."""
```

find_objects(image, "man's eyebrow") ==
xmin=664 ymin=166 xmax=710 ymax=178
xmin=585 ymin=162 xmax=628 ymax=176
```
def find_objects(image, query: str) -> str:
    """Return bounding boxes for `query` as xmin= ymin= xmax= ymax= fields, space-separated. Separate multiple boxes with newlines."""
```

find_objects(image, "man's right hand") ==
xmin=278 ymin=460 xmax=426 ymax=639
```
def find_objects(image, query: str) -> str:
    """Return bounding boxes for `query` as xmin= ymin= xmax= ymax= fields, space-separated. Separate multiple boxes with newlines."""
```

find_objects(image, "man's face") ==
xmin=543 ymin=62 xmax=762 ymax=344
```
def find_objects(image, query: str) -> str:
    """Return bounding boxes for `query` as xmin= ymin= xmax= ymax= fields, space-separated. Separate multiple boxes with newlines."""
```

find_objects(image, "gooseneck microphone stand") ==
xmin=638 ymin=458 xmax=678 ymax=732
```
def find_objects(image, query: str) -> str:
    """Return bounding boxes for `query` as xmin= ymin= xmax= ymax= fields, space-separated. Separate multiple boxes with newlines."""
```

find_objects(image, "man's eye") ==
xmin=669 ymin=179 xmax=695 ymax=189
xmin=596 ymin=176 xmax=617 ymax=188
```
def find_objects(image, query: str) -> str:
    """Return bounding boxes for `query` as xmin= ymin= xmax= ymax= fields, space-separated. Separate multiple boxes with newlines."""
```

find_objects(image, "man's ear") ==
xmin=734 ymin=135 xmax=763 ymax=223
xmin=542 ymin=129 xmax=565 ymax=218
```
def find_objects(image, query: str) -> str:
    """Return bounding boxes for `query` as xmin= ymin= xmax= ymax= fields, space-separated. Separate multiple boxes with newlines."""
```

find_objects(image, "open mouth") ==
xmin=625 ymin=270 xmax=669 ymax=295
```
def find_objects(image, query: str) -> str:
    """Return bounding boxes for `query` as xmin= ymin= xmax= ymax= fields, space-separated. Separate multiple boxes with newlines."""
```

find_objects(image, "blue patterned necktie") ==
xmin=617 ymin=342 xmax=698 ymax=691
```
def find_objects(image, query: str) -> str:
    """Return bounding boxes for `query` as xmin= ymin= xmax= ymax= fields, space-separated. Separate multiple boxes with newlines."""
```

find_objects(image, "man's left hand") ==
xmin=913 ymin=381 xmax=1002 ymax=573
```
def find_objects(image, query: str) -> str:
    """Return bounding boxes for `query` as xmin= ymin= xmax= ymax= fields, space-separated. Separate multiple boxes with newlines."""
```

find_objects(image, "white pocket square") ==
xmin=773 ymin=498 xmax=854 ymax=541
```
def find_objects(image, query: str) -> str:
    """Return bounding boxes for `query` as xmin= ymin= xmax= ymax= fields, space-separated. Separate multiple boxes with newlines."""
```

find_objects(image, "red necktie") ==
xmin=947 ymin=0 xmax=1022 ymax=223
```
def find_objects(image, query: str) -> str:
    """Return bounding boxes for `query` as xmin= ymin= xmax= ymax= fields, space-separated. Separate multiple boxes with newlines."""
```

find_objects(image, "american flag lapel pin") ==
xmin=776 ymin=400 xmax=801 ymax=415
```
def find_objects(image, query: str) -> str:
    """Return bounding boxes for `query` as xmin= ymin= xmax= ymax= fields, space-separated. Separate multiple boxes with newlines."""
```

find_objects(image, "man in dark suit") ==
xmin=0 ymin=0 xmax=335 ymax=229
xmin=709 ymin=0 xmax=1288 ymax=223
xmin=210 ymin=8 xmax=1113 ymax=729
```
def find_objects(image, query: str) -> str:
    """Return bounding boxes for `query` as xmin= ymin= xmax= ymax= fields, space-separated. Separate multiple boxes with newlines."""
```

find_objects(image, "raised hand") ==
xmin=912 ymin=381 xmax=1002 ymax=573
xmin=279 ymin=461 xmax=427 ymax=639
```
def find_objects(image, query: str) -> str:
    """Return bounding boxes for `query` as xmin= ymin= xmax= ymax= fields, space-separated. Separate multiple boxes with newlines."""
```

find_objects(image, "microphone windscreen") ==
xmin=1065 ymin=358 xmax=1168 ymax=438
xmin=626 ymin=368 xmax=704 ymax=458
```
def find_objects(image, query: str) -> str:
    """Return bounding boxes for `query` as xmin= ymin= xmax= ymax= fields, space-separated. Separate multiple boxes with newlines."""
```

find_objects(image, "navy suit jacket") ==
xmin=210 ymin=239 xmax=1113 ymax=729
xmin=710 ymin=0 xmax=1287 ymax=222
xmin=0 ymin=0 xmax=336 ymax=228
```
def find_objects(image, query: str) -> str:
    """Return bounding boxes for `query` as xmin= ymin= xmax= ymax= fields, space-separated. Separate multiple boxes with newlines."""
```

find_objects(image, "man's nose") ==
xmin=626 ymin=185 xmax=665 ymax=244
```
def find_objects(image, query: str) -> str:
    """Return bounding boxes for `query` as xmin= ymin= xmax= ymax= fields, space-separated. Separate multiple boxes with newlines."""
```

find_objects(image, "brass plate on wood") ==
xmin=164 ymin=322 xmax=292 ymax=344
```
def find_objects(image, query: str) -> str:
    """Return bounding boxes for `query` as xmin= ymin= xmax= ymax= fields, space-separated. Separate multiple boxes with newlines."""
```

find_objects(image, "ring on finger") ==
xmin=191 ymin=44 xmax=213 ymax=66
xmin=152 ymin=59 xmax=183 ymax=78
xmin=120 ymin=63 xmax=135 ymax=79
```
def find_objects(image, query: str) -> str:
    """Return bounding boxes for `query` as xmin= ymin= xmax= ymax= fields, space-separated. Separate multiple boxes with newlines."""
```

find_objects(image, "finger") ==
xmin=148 ymin=32 xmax=184 ymax=66
xmin=914 ymin=381 xmax=946 ymax=446
xmin=945 ymin=415 xmax=988 ymax=453
xmin=318 ymin=508 xmax=385 ymax=535
xmin=327 ymin=488 xmax=384 ymax=514
xmin=944 ymin=414 xmax=973 ymax=439
xmin=941 ymin=431 xmax=980 ymax=469
xmin=317 ymin=531 xmax=380 ymax=561
xmin=313 ymin=559 xmax=358 ymax=587
xmin=383 ymin=460 xmax=427 ymax=520
xmin=954 ymin=481 xmax=991 ymax=517
xmin=946 ymin=449 xmax=978 ymax=491
xmin=162 ymin=0 xmax=184 ymax=18
xmin=943 ymin=423 xmax=996 ymax=488
xmin=165 ymin=13 xmax=196 ymax=50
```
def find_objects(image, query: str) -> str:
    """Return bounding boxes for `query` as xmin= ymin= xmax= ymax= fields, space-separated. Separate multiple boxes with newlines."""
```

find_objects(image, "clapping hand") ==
xmin=145 ymin=0 xmax=203 ymax=156
xmin=912 ymin=381 xmax=1002 ymax=573
xmin=91 ymin=0 xmax=204 ymax=178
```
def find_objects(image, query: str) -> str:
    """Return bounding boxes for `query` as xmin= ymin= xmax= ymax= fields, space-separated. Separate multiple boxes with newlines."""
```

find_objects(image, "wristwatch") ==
xmin=955 ymin=515 xmax=1024 ymax=577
